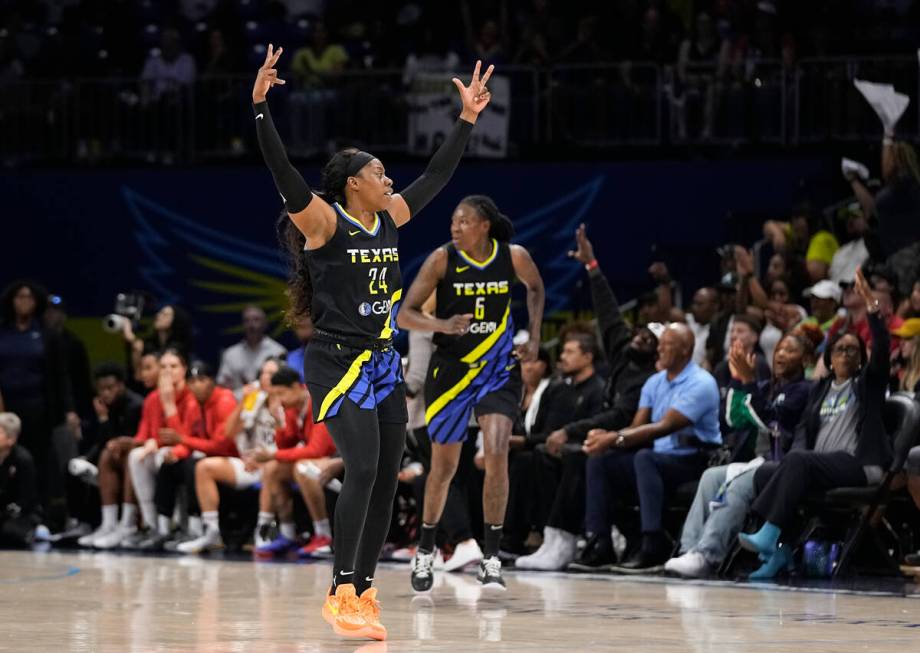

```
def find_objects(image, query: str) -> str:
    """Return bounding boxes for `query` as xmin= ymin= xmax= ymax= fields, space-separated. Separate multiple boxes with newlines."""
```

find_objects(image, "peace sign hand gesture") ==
xmin=453 ymin=60 xmax=495 ymax=122
xmin=253 ymin=44 xmax=286 ymax=103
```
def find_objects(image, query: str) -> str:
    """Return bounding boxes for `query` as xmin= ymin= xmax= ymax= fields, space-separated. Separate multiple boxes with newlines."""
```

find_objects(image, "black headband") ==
xmin=346 ymin=151 xmax=376 ymax=177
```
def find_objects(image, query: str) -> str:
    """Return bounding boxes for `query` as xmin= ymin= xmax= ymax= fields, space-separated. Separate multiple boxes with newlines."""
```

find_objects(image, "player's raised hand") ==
xmin=453 ymin=60 xmax=495 ymax=121
xmin=252 ymin=44 xmax=286 ymax=103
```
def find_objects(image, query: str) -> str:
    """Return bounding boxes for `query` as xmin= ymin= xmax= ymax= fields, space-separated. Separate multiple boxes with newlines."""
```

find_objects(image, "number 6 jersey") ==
xmin=433 ymin=239 xmax=516 ymax=363
xmin=305 ymin=203 xmax=403 ymax=341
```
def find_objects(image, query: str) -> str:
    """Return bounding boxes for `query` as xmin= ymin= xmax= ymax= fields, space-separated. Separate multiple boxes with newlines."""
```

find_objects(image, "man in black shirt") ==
xmin=502 ymin=329 xmax=605 ymax=556
xmin=514 ymin=226 xmax=658 ymax=570
xmin=0 ymin=412 xmax=40 ymax=547
xmin=65 ymin=363 xmax=143 ymax=542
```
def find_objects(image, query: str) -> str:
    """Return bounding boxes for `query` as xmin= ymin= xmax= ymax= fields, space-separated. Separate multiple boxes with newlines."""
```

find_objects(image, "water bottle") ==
xmin=769 ymin=421 xmax=783 ymax=462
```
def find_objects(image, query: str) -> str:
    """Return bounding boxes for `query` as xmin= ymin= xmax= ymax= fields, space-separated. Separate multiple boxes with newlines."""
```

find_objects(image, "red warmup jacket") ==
xmin=134 ymin=388 xmax=199 ymax=446
xmin=274 ymin=394 xmax=336 ymax=462
xmin=172 ymin=386 xmax=239 ymax=460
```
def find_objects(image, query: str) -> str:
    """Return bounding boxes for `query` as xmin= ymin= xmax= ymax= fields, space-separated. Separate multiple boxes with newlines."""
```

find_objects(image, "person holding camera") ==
xmin=120 ymin=304 xmax=194 ymax=391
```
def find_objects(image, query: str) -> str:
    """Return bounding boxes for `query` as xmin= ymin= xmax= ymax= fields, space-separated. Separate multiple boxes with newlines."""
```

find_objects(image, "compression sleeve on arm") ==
xmin=253 ymin=101 xmax=314 ymax=213
xmin=400 ymin=117 xmax=474 ymax=216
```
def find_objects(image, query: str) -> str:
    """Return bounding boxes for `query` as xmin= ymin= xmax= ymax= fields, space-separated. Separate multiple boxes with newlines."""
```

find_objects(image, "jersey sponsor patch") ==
xmin=358 ymin=300 xmax=392 ymax=316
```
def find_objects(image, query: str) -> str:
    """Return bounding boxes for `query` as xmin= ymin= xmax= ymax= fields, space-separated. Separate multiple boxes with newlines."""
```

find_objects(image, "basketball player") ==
xmin=397 ymin=195 xmax=544 ymax=591
xmin=253 ymin=44 xmax=493 ymax=641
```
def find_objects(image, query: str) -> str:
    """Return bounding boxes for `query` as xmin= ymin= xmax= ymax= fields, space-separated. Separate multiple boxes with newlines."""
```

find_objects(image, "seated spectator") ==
xmin=502 ymin=329 xmax=605 ymax=555
xmin=135 ymin=348 xmax=161 ymax=394
xmin=459 ymin=0 xmax=508 ymax=65
xmin=291 ymin=21 xmax=348 ymax=87
xmin=650 ymin=262 xmax=719 ymax=367
xmin=897 ymin=280 xmax=920 ymax=319
xmin=828 ymin=203 xmax=871 ymax=285
xmin=253 ymin=366 xmax=337 ymax=558
xmin=514 ymin=226 xmax=658 ymax=570
xmin=802 ymin=279 xmax=841 ymax=334
xmin=121 ymin=304 xmax=193 ymax=390
xmin=137 ymin=360 xmax=237 ymax=551
xmin=665 ymin=334 xmax=813 ymax=577
xmin=217 ymin=306 xmax=286 ymax=395
xmin=674 ymin=12 xmax=730 ymax=140
xmin=826 ymin=277 xmax=903 ymax=357
xmin=115 ymin=349 xmax=201 ymax=549
xmin=402 ymin=27 xmax=462 ymax=84
xmin=904 ymin=444 xmax=920 ymax=566
xmin=758 ymin=279 xmax=808 ymax=367
xmin=177 ymin=357 xmax=282 ymax=554
xmin=285 ymin=314 xmax=314 ymax=383
xmin=70 ymin=363 xmax=144 ymax=546
xmin=891 ymin=319 xmax=920 ymax=392
xmin=739 ymin=268 xmax=890 ymax=578
xmin=0 ymin=412 xmax=41 ymax=547
xmin=140 ymin=28 xmax=196 ymax=105
xmin=764 ymin=208 xmax=839 ymax=285
xmin=712 ymin=315 xmax=771 ymax=389
xmin=139 ymin=28 xmax=197 ymax=163
xmin=575 ymin=323 xmax=721 ymax=571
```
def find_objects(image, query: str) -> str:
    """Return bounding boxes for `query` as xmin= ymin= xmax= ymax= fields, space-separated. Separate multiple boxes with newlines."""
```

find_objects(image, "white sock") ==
xmin=313 ymin=518 xmax=331 ymax=538
xmin=101 ymin=505 xmax=118 ymax=530
xmin=280 ymin=522 xmax=296 ymax=540
xmin=120 ymin=503 xmax=138 ymax=530
xmin=257 ymin=511 xmax=274 ymax=527
xmin=157 ymin=515 xmax=171 ymax=536
xmin=188 ymin=516 xmax=202 ymax=537
xmin=203 ymin=511 xmax=220 ymax=533
xmin=140 ymin=501 xmax=158 ymax=530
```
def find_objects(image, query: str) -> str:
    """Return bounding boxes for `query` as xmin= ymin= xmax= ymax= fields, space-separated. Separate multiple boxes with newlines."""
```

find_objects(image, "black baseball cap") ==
xmin=188 ymin=360 xmax=215 ymax=379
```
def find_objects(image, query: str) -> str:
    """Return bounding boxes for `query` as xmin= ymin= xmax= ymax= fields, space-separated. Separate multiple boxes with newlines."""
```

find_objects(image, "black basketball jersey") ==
xmin=433 ymin=240 xmax=516 ymax=362
xmin=305 ymin=203 xmax=403 ymax=341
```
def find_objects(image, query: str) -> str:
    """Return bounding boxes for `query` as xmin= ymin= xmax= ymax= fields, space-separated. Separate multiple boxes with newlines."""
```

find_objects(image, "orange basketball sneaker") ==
xmin=357 ymin=587 xmax=387 ymax=641
xmin=321 ymin=583 xmax=369 ymax=639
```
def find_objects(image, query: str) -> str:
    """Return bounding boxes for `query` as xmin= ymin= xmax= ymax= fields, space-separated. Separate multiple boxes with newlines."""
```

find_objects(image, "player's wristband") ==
xmin=585 ymin=259 xmax=599 ymax=272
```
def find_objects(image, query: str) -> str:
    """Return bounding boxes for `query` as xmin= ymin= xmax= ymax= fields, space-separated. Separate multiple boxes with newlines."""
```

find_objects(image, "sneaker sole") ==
xmin=607 ymin=563 xmax=666 ymax=575
xmin=478 ymin=580 xmax=507 ymax=591
xmin=332 ymin=620 xmax=377 ymax=640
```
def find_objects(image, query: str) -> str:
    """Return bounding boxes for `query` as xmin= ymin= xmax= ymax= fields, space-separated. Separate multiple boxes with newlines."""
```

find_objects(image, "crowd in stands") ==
xmin=4 ymin=0 xmax=920 ymax=84
xmin=3 ymin=133 xmax=920 ymax=580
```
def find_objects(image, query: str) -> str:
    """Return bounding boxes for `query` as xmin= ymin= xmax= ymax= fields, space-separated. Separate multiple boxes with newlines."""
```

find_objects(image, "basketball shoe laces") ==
xmin=412 ymin=549 xmax=435 ymax=579
xmin=482 ymin=556 xmax=501 ymax=577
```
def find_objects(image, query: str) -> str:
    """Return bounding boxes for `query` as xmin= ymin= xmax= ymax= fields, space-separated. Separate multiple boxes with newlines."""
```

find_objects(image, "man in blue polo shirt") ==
xmin=572 ymin=323 xmax=721 ymax=572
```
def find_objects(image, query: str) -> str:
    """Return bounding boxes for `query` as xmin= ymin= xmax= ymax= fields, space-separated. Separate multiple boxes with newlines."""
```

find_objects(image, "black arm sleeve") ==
xmin=589 ymin=270 xmax=631 ymax=365
xmin=253 ymin=101 xmax=314 ymax=213
xmin=400 ymin=118 xmax=474 ymax=217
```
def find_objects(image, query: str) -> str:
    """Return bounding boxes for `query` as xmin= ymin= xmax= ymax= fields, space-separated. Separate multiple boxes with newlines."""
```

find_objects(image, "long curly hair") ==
xmin=278 ymin=148 xmax=370 ymax=322
xmin=460 ymin=195 xmax=515 ymax=242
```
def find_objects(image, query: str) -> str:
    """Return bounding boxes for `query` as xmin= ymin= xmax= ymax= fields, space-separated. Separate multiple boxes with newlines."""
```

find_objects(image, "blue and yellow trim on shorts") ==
xmin=425 ymin=303 xmax=516 ymax=444
xmin=315 ymin=288 xmax=403 ymax=422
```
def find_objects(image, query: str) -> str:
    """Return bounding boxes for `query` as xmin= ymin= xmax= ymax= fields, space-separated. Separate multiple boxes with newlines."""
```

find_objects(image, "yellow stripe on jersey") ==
xmin=460 ymin=302 xmax=510 ymax=364
xmin=317 ymin=349 xmax=372 ymax=421
xmin=457 ymin=239 xmax=498 ymax=269
xmin=334 ymin=202 xmax=380 ymax=236
xmin=378 ymin=288 xmax=403 ymax=339
xmin=425 ymin=363 xmax=487 ymax=423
